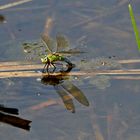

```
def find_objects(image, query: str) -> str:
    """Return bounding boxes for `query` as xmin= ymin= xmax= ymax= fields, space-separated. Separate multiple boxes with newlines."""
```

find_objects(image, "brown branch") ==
xmin=1 ymin=59 xmax=140 ymax=78
xmin=1 ymin=69 xmax=140 ymax=78
xmin=0 ymin=59 xmax=140 ymax=71
xmin=0 ymin=63 xmax=43 ymax=71
xmin=0 ymin=0 xmax=32 ymax=10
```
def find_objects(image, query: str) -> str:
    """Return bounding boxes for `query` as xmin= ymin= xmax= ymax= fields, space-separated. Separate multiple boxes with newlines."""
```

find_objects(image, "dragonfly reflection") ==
xmin=41 ymin=67 xmax=89 ymax=113
xmin=0 ymin=104 xmax=31 ymax=131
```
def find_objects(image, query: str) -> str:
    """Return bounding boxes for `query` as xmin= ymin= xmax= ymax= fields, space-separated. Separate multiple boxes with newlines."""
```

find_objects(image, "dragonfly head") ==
xmin=41 ymin=55 xmax=49 ymax=63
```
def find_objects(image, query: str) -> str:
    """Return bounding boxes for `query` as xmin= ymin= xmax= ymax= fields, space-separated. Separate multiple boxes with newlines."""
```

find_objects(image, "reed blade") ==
xmin=128 ymin=4 xmax=140 ymax=51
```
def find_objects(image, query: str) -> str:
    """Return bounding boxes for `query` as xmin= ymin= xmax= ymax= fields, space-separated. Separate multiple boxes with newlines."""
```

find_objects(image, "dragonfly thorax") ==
xmin=41 ymin=54 xmax=64 ymax=63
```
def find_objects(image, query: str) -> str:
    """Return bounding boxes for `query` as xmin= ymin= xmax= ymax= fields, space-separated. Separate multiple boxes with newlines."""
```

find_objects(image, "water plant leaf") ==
xmin=128 ymin=4 xmax=140 ymax=51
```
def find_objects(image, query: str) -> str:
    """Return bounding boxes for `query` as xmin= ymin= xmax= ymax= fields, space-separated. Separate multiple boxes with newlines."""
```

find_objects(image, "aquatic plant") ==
xmin=128 ymin=4 xmax=140 ymax=51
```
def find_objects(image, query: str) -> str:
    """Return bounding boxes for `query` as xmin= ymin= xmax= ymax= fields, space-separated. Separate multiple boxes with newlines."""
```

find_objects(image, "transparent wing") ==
xmin=41 ymin=34 xmax=57 ymax=53
xmin=56 ymin=35 xmax=69 ymax=52
xmin=56 ymin=35 xmax=86 ymax=56
xmin=57 ymin=48 xmax=86 ymax=56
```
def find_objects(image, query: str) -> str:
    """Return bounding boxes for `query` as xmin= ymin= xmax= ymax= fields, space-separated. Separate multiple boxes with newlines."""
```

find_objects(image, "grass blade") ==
xmin=128 ymin=4 xmax=140 ymax=51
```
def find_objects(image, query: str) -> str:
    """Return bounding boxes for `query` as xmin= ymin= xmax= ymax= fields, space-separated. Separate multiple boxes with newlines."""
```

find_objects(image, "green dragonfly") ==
xmin=23 ymin=34 xmax=82 ymax=73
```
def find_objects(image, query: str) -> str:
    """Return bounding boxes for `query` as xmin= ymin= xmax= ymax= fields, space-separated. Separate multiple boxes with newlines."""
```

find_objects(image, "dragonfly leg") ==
xmin=42 ymin=63 xmax=50 ymax=74
xmin=46 ymin=64 xmax=50 ymax=73
xmin=51 ymin=63 xmax=56 ymax=72
xmin=42 ymin=63 xmax=48 ymax=73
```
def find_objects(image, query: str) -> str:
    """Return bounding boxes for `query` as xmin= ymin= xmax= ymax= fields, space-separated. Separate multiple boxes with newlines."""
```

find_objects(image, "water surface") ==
xmin=1 ymin=0 xmax=140 ymax=140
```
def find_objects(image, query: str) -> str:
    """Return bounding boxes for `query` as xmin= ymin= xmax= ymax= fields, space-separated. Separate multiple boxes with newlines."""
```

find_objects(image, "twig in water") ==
xmin=0 ymin=0 xmax=32 ymax=10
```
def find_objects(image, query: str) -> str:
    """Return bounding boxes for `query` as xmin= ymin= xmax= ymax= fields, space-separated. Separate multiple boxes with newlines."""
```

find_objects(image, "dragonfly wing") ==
xmin=54 ymin=85 xmax=75 ymax=113
xmin=56 ymin=35 xmax=69 ymax=52
xmin=62 ymin=82 xmax=89 ymax=106
xmin=57 ymin=50 xmax=86 ymax=56
xmin=41 ymin=34 xmax=57 ymax=53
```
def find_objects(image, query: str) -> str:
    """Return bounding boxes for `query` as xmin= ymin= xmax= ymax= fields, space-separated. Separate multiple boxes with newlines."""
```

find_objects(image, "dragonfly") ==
xmin=23 ymin=34 xmax=82 ymax=73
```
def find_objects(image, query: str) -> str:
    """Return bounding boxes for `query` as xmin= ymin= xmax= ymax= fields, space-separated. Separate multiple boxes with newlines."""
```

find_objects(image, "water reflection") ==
xmin=0 ymin=104 xmax=31 ymax=131
xmin=77 ymin=57 xmax=122 ymax=71
xmin=41 ymin=67 xmax=89 ymax=113
xmin=75 ymin=57 xmax=121 ymax=89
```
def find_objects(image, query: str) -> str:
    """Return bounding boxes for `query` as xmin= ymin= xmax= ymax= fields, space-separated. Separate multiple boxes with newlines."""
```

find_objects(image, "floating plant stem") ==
xmin=1 ymin=69 xmax=140 ymax=78
xmin=128 ymin=4 xmax=140 ymax=51
xmin=0 ymin=0 xmax=32 ymax=10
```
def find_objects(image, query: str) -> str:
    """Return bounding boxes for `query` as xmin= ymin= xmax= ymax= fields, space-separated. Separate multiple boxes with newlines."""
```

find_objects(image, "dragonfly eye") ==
xmin=45 ymin=58 xmax=48 ymax=62
xmin=41 ymin=56 xmax=48 ymax=63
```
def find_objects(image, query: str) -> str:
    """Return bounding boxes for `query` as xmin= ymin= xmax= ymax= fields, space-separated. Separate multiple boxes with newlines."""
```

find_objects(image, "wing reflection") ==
xmin=62 ymin=82 xmax=89 ymax=106
xmin=54 ymin=85 xmax=75 ymax=113
xmin=41 ymin=67 xmax=89 ymax=113
xmin=0 ymin=104 xmax=31 ymax=131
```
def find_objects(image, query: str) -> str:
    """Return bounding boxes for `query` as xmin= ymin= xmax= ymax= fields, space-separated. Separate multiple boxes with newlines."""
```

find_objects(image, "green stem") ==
xmin=128 ymin=4 xmax=140 ymax=51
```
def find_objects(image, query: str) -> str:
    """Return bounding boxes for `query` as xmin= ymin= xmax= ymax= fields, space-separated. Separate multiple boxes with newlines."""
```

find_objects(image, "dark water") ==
xmin=1 ymin=0 xmax=140 ymax=140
